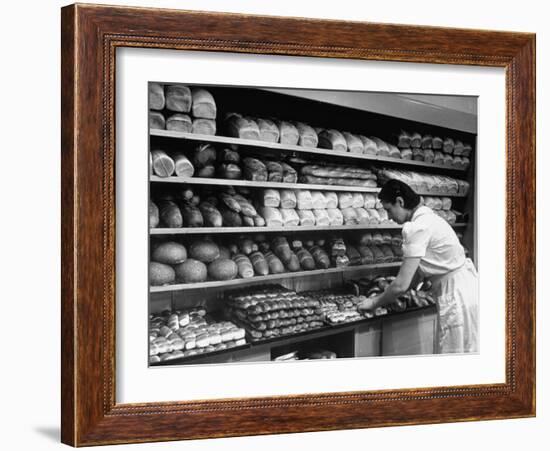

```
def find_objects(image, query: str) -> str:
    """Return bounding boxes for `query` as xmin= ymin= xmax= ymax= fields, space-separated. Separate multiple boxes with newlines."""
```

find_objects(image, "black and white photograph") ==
xmin=147 ymin=83 xmax=478 ymax=366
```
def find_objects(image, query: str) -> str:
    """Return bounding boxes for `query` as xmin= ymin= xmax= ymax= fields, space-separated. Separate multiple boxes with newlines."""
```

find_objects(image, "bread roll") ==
xmin=159 ymin=200 xmax=183 ymax=228
xmin=280 ymin=190 xmax=297 ymax=209
xmin=294 ymin=122 xmax=318 ymax=147
xmin=432 ymin=136 xmax=443 ymax=150
xmin=296 ymin=190 xmax=313 ymax=210
xmin=241 ymin=215 xmax=255 ymax=227
xmin=324 ymin=192 xmax=338 ymax=209
xmin=192 ymin=118 xmax=216 ymax=135
xmin=172 ymin=153 xmax=194 ymax=177
xmin=149 ymin=111 xmax=165 ymax=130
xmin=262 ymin=189 xmax=281 ymax=207
xmin=326 ymin=208 xmax=344 ymax=226
xmin=149 ymin=201 xmax=159 ymax=228
xmin=343 ymin=132 xmax=364 ymax=154
xmin=400 ymin=148 xmax=413 ymax=160
xmin=351 ymin=193 xmax=364 ymax=208
xmin=410 ymin=132 xmax=422 ymax=148
xmin=311 ymin=191 xmax=327 ymax=209
xmin=338 ymin=192 xmax=353 ymax=209
xmin=353 ymin=136 xmax=374 ymax=156
xmin=197 ymin=165 xmax=215 ymax=178
xmin=165 ymin=85 xmax=192 ymax=112
xmin=191 ymin=88 xmax=216 ymax=119
xmin=257 ymin=118 xmax=280 ymax=143
xmin=443 ymin=138 xmax=455 ymax=154
xmin=149 ymin=83 xmax=165 ymax=110
xmin=313 ymin=209 xmax=330 ymax=226
xmin=253 ymin=215 xmax=266 ymax=227
xmin=355 ymin=207 xmax=370 ymax=224
xmin=318 ymin=129 xmax=347 ymax=152
xmin=370 ymin=137 xmax=390 ymax=156
xmin=281 ymin=208 xmax=300 ymax=227
xmin=189 ymin=239 xmax=220 ymax=263
xmin=226 ymin=114 xmax=260 ymax=140
xmin=166 ymin=113 xmax=192 ymax=132
xmin=297 ymin=210 xmax=316 ymax=226
xmin=259 ymin=206 xmax=283 ymax=227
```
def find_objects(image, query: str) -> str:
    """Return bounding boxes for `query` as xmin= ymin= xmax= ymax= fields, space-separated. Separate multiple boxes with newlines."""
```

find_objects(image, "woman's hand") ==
xmin=358 ymin=294 xmax=382 ymax=312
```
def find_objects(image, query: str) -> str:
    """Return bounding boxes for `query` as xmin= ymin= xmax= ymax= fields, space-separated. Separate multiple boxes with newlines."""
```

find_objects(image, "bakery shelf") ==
xmin=150 ymin=262 xmax=401 ymax=293
xmin=150 ymin=223 xmax=468 ymax=235
xmin=150 ymin=176 xmax=469 ymax=197
xmin=150 ymin=176 xmax=380 ymax=193
xmin=150 ymin=130 xmax=468 ymax=172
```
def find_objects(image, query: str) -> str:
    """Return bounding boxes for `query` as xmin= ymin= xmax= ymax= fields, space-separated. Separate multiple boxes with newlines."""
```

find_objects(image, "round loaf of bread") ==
xmin=151 ymin=241 xmax=187 ymax=265
xmin=208 ymin=258 xmax=238 ymax=281
xmin=150 ymin=262 xmax=176 ymax=286
xmin=174 ymin=259 xmax=207 ymax=283
xmin=189 ymin=239 xmax=220 ymax=263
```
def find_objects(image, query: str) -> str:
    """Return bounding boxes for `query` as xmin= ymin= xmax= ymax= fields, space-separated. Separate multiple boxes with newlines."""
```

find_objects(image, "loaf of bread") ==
xmin=351 ymin=193 xmax=364 ymax=208
xmin=327 ymin=208 xmax=344 ymax=226
xmin=357 ymin=245 xmax=374 ymax=264
xmin=171 ymin=153 xmax=194 ymax=177
xmin=152 ymin=241 xmax=187 ymax=265
xmin=219 ymin=148 xmax=240 ymax=164
xmin=166 ymin=113 xmax=192 ymax=132
xmin=271 ymin=237 xmax=292 ymax=262
xmin=355 ymin=207 xmax=370 ymax=224
xmin=232 ymin=194 xmax=257 ymax=217
xmin=149 ymin=201 xmax=159 ymax=228
xmin=311 ymin=191 xmax=327 ymax=209
xmin=379 ymin=245 xmax=395 ymax=262
xmin=243 ymin=157 xmax=267 ymax=181
xmin=296 ymin=247 xmax=315 ymax=270
xmin=318 ymin=129 xmax=347 ymax=152
xmin=196 ymin=165 xmax=214 ymax=178
xmin=363 ymin=193 xmax=376 ymax=209
xmin=432 ymin=136 xmax=443 ymax=150
xmin=372 ymin=232 xmax=384 ymax=245
xmin=280 ymin=162 xmax=298 ymax=183
xmin=174 ymin=259 xmax=208 ymax=283
xmin=313 ymin=209 xmax=330 ymax=226
xmin=280 ymin=190 xmax=297 ymax=209
xmin=193 ymin=144 xmax=216 ymax=168
xmin=180 ymin=202 xmax=203 ymax=227
xmin=412 ymin=148 xmax=425 ymax=161
xmin=338 ymin=192 xmax=353 ymax=209
xmin=297 ymin=209 xmax=316 ymax=226
xmin=262 ymin=189 xmax=281 ymax=207
xmin=165 ymin=85 xmax=192 ymax=112
xmin=217 ymin=163 xmax=242 ymax=179
xmin=249 ymin=251 xmax=269 ymax=275
xmin=281 ymin=208 xmax=300 ymax=227
xmin=231 ymin=254 xmax=254 ymax=279
xmin=296 ymin=190 xmax=313 ymax=210
xmin=208 ymin=258 xmax=238 ymax=281
xmin=358 ymin=135 xmax=378 ymax=155
xmin=371 ymin=137 xmax=390 ymax=156
xmin=149 ymin=111 xmax=165 ymax=130
xmin=189 ymin=239 xmax=220 ymax=263
xmin=462 ymin=143 xmax=472 ymax=158
xmin=443 ymin=138 xmax=454 ymax=154
xmin=301 ymin=165 xmax=376 ymax=180
xmin=410 ymin=132 xmax=422 ymax=148
xmin=443 ymin=154 xmax=454 ymax=166
xmin=191 ymin=88 xmax=216 ymax=119
xmin=341 ymin=207 xmax=359 ymax=225
xmin=149 ymin=83 xmax=165 ymax=110
xmin=433 ymin=151 xmax=445 ymax=165
xmin=453 ymin=140 xmax=465 ymax=156
xmin=220 ymin=206 xmax=242 ymax=227
xmin=424 ymin=148 xmax=435 ymax=163
xmin=300 ymin=175 xmax=377 ymax=187
xmin=367 ymin=208 xmax=381 ymax=224
xmin=225 ymin=114 xmax=260 ymax=140
xmin=294 ymin=122 xmax=318 ymax=147
xmin=346 ymin=245 xmax=362 ymax=266
xmin=192 ymin=118 xmax=216 ymax=135
xmin=219 ymin=193 xmax=241 ymax=212
xmin=198 ymin=202 xmax=223 ymax=227
xmin=400 ymin=148 xmax=413 ymax=160
xmin=323 ymin=192 xmax=338 ymax=209
xmin=274 ymin=120 xmax=299 ymax=145
xmin=421 ymin=134 xmax=433 ymax=149
xmin=150 ymin=262 xmax=176 ymax=286
xmin=159 ymin=200 xmax=183 ymax=228
xmin=264 ymin=251 xmax=285 ymax=274
xmin=343 ymin=132 xmax=364 ymax=154
xmin=452 ymin=156 xmax=463 ymax=168
xmin=309 ymin=245 xmax=330 ymax=269
xmin=259 ymin=206 xmax=283 ymax=227
xmin=461 ymin=156 xmax=470 ymax=169
xmin=265 ymin=161 xmax=283 ymax=182
xmin=377 ymin=208 xmax=390 ymax=223
xmin=370 ymin=245 xmax=386 ymax=263
xmin=256 ymin=118 xmax=280 ymax=143
xmin=441 ymin=197 xmax=452 ymax=210
xmin=253 ymin=215 xmax=266 ymax=227
xmin=397 ymin=130 xmax=412 ymax=148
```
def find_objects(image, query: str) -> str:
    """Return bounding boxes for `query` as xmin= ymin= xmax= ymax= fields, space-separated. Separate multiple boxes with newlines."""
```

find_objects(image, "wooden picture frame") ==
xmin=61 ymin=3 xmax=535 ymax=446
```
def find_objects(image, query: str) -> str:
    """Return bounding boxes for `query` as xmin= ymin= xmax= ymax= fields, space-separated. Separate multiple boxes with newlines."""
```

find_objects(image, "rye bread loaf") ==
xmin=148 ymin=83 xmax=165 ymax=110
xmin=193 ymin=144 xmax=216 ymax=168
xmin=191 ymin=88 xmax=217 ymax=119
xmin=150 ymin=262 xmax=176 ymax=286
xmin=180 ymin=202 xmax=203 ymax=227
xmin=152 ymin=242 xmax=187 ymax=265
xmin=189 ymin=239 xmax=220 ymax=263
xmin=158 ymin=200 xmax=183 ymax=228
xmin=165 ymin=85 xmax=192 ymax=112
xmin=198 ymin=202 xmax=223 ymax=227
xmin=174 ymin=259 xmax=207 ymax=283
xmin=208 ymin=258 xmax=238 ymax=281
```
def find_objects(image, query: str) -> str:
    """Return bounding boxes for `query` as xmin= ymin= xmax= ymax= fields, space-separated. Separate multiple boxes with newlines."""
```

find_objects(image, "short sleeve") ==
xmin=402 ymin=222 xmax=430 ymax=258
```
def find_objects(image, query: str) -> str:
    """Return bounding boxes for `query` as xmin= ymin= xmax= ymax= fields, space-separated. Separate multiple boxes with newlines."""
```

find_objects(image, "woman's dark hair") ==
xmin=378 ymin=179 xmax=421 ymax=209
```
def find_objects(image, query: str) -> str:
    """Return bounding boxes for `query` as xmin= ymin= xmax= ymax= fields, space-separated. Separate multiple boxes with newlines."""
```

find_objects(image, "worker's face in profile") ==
xmin=382 ymin=197 xmax=409 ymax=224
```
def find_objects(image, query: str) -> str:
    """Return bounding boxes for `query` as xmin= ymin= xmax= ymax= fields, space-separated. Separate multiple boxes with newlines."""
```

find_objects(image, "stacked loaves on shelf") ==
xmin=149 ymin=307 xmax=246 ymax=363
xmin=149 ymin=83 xmax=217 ymax=135
xmin=377 ymin=168 xmax=470 ymax=195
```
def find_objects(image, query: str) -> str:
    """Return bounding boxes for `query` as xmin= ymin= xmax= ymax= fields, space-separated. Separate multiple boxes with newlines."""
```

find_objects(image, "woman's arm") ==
xmin=359 ymin=257 xmax=421 ymax=311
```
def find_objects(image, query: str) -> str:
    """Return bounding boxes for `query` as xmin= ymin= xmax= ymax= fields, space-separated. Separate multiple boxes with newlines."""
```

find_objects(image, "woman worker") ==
xmin=359 ymin=179 xmax=479 ymax=354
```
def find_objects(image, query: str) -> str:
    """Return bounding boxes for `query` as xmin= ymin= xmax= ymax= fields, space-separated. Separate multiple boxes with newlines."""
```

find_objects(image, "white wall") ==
xmin=1 ymin=0 xmax=546 ymax=450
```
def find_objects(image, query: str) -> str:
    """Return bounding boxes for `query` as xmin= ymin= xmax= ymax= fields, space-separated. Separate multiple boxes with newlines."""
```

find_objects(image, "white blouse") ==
xmin=401 ymin=206 xmax=465 ymax=277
